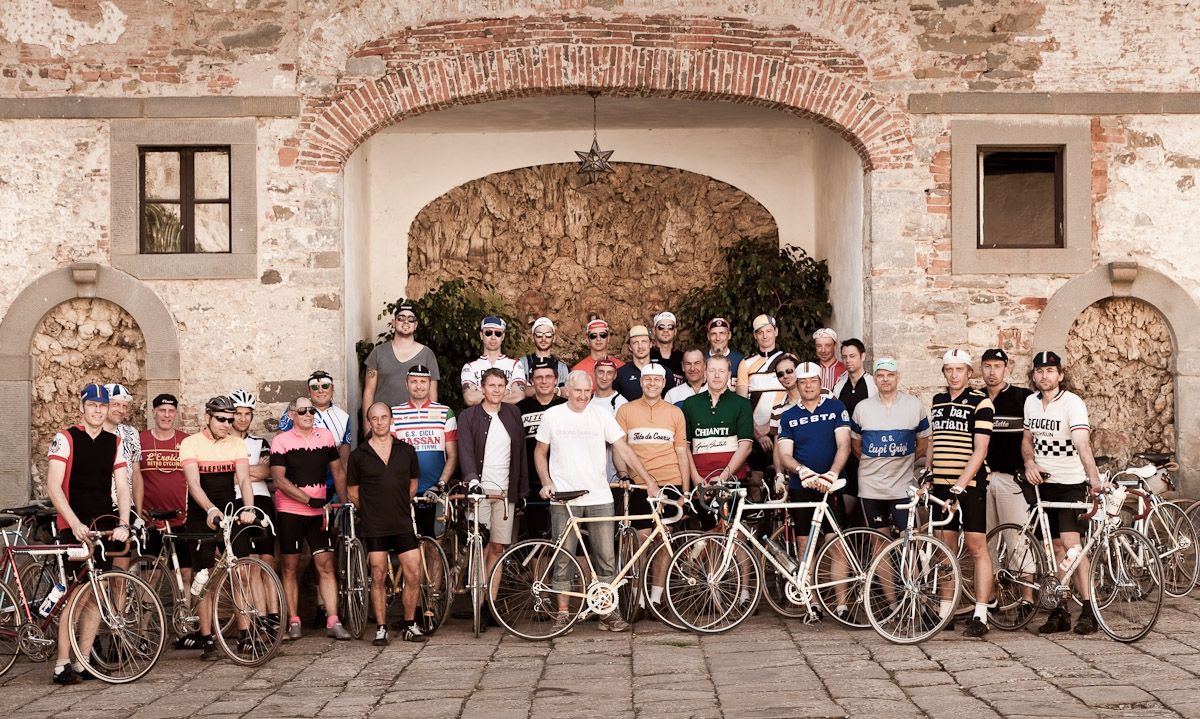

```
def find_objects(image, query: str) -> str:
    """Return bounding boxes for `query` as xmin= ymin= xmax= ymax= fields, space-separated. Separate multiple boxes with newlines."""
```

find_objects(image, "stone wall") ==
xmin=1066 ymin=297 xmax=1174 ymax=466
xmin=406 ymin=162 xmax=777 ymax=357
xmin=30 ymin=298 xmax=146 ymax=494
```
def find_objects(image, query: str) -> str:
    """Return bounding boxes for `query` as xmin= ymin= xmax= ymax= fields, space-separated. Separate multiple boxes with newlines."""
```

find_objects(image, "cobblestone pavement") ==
xmin=6 ymin=595 xmax=1200 ymax=719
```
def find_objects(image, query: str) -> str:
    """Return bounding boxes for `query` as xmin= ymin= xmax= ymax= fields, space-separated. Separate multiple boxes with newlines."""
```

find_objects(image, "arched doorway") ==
xmin=0 ymin=264 xmax=180 ymax=505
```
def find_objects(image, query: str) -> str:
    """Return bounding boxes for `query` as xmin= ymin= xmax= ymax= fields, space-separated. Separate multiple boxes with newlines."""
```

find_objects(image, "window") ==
xmin=977 ymin=148 xmax=1063 ymax=249
xmin=111 ymin=118 xmax=257 ymax=280
xmin=139 ymin=147 xmax=231 ymax=254
xmin=951 ymin=119 xmax=1091 ymax=275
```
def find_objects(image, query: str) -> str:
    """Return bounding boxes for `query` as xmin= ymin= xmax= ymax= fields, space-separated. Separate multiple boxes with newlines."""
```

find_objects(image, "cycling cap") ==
xmin=204 ymin=395 xmax=236 ymax=414
xmin=628 ymin=324 xmax=650 ymax=339
xmin=407 ymin=364 xmax=432 ymax=378
xmin=641 ymin=362 xmax=667 ymax=378
xmin=873 ymin=358 xmax=898 ymax=373
xmin=480 ymin=316 xmax=506 ymax=331
xmin=752 ymin=314 xmax=776 ymax=332
xmin=652 ymin=311 xmax=677 ymax=327
xmin=812 ymin=328 xmax=838 ymax=342
xmin=152 ymin=393 xmax=178 ymax=408
xmin=707 ymin=317 xmax=731 ymax=331
xmin=104 ymin=383 xmax=132 ymax=401
xmin=586 ymin=319 xmax=610 ymax=333
xmin=1032 ymin=350 xmax=1062 ymax=368
xmin=941 ymin=349 xmax=972 ymax=367
xmin=80 ymin=383 xmax=110 ymax=404
xmin=795 ymin=362 xmax=821 ymax=380
xmin=531 ymin=317 xmax=555 ymax=333
xmin=981 ymin=348 xmax=1010 ymax=364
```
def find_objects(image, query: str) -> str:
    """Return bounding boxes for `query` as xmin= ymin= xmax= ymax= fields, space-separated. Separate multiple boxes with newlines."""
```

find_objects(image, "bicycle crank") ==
xmin=17 ymin=622 xmax=54 ymax=662
xmin=585 ymin=582 xmax=618 ymax=615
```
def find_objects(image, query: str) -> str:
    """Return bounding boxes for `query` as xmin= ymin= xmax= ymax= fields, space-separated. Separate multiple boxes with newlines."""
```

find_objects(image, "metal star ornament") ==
xmin=575 ymin=138 xmax=615 ymax=184
xmin=575 ymin=92 xmax=615 ymax=184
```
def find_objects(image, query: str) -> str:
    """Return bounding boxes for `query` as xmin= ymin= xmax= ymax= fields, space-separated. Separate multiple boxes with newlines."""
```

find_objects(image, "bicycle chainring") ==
xmin=17 ymin=622 xmax=53 ymax=662
xmin=174 ymin=605 xmax=200 ymax=637
xmin=586 ymin=582 xmax=618 ymax=615
xmin=784 ymin=582 xmax=811 ymax=607
xmin=1037 ymin=575 xmax=1066 ymax=609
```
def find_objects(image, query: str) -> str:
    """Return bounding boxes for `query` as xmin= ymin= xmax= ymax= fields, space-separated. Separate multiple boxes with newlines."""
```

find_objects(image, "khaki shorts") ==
xmin=477 ymin=497 xmax=515 ymax=545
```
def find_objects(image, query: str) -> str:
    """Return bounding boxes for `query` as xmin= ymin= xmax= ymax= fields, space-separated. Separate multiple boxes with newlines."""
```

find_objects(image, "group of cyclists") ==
xmin=24 ymin=305 xmax=1180 ymax=685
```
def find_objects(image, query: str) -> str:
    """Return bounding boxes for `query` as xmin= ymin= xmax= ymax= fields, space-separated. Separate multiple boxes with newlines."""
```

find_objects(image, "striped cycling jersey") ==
xmin=929 ymin=388 xmax=994 ymax=487
xmin=391 ymin=400 xmax=458 ymax=493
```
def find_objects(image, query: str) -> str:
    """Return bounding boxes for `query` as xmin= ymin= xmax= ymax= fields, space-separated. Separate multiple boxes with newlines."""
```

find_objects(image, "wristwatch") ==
xmin=949 ymin=486 xmax=965 ymax=495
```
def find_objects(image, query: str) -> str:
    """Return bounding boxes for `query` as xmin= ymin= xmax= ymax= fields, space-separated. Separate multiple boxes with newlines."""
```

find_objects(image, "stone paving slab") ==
xmin=5 ymin=594 xmax=1200 ymax=717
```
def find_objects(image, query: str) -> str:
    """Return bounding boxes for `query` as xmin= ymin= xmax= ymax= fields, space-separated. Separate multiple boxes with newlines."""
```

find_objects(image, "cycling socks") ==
xmin=326 ymin=614 xmax=341 ymax=629
xmin=650 ymin=586 xmax=663 ymax=604
xmin=973 ymin=602 xmax=988 ymax=623
xmin=939 ymin=600 xmax=954 ymax=619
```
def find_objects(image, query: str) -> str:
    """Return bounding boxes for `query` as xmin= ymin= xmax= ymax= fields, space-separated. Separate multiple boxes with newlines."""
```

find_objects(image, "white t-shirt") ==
xmin=480 ymin=410 xmax=511 ymax=495
xmin=461 ymin=355 xmax=527 ymax=392
xmin=536 ymin=403 xmax=625 ymax=506
xmin=1023 ymin=389 xmax=1090 ymax=485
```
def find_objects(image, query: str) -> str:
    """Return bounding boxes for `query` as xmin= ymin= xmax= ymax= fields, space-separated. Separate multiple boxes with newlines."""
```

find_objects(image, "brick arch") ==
xmin=296 ymin=2 xmax=917 ymax=86
xmin=291 ymin=18 xmax=914 ymax=172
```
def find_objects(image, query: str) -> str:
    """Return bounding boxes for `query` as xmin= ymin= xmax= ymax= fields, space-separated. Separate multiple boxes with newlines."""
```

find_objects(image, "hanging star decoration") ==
xmin=575 ymin=92 xmax=615 ymax=184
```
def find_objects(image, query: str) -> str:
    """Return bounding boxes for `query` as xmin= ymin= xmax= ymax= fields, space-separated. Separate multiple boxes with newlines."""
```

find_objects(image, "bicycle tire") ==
xmin=68 ymin=569 xmax=166 ymax=683
xmin=470 ymin=538 xmax=484 ymax=638
xmin=814 ymin=527 xmax=889 ymax=628
xmin=761 ymin=524 xmax=806 ymax=619
xmin=416 ymin=537 xmax=452 ymax=635
xmin=616 ymin=527 xmax=643 ymax=624
xmin=211 ymin=557 xmax=285 ymax=666
xmin=664 ymin=534 xmax=760 ymax=634
xmin=0 ymin=579 xmax=20 ymax=677
xmin=338 ymin=538 xmax=368 ymax=639
xmin=984 ymin=523 xmax=1047 ymax=631
xmin=1144 ymin=502 xmax=1198 ymax=597
xmin=1091 ymin=527 xmax=1163 ymax=643
xmin=641 ymin=530 xmax=701 ymax=629
xmin=488 ymin=539 xmax=584 ymax=640
xmin=864 ymin=534 xmax=960 ymax=645
xmin=132 ymin=554 xmax=192 ymax=641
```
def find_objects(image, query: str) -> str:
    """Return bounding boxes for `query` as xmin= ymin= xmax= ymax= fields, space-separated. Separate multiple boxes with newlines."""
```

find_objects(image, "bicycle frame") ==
xmin=1009 ymin=483 xmax=1108 ymax=595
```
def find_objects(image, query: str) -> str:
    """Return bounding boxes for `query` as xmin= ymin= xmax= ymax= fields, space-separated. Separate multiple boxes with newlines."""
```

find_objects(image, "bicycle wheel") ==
xmin=616 ymin=527 xmax=643 ymax=624
xmin=337 ymin=538 xmax=368 ymax=639
xmin=488 ymin=539 xmax=584 ymax=640
xmin=762 ymin=524 xmax=806 ymax=619
xmin=1143 ymin=502 xmax=1198 ymax=597
xmin=864 ymin=535 xmax=960 ymax=644
xmin=416 ymin=537 xmax=452 ymax=635
xmin=815 ymin=527 xmax=889 ymax=627
xmin=1091 ymin=527 xmax=1163 ymax=643
xmin=985 ymin=523 xmax=1047 ymax=630
xmin=665 ymin=534 xmax=760 ymax=634
xmin=642 ymin=530 xmax=701 ymax=629
xmin=0 ymin=580 xmax=20 ymax=677
xmin=212 ymin=558 xmax=286 ymax=666
xmin=132 ymin=554 xmax=191 ymax=641
xmin=68 ymin=570 xmax=166 ymax=683
xmin=469 ymin=538 xmax=485 ymax=638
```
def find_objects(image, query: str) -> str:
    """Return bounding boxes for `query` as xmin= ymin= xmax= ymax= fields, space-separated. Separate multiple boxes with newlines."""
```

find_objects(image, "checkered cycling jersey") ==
xmin=1023 ymin=389 xmax=1090 ymax=485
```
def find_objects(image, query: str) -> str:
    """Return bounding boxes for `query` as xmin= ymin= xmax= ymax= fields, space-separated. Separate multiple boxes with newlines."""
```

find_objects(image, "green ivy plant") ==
xmin=674 ymin=237 xmax=832 ymax=358
xmin=358 ymin=279 xmax=527 ymax=411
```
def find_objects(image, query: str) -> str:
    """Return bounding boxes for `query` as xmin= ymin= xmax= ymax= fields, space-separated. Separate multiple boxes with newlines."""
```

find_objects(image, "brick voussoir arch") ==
xmin=294 ymin=43 xmax=912 ymax=172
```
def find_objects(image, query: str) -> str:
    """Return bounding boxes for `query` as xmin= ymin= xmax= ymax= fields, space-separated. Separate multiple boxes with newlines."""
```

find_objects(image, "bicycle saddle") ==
xmin=1135 ymin=452 xmax=1173 ymax=467
xmin=1 ymin=502 xmax=50 ymax=517
xmin=551 ymin=490 xmax=589 ymax=502
xmin=1092 ymin=455 xmax=1113 ymax=466
xmin=1123 ymin=465 xmax=1159 ymax=480
xmin=0 ymin=515 xmax=19 ymax=529
xmin=148 ymin=509 xmax=182 ymax=521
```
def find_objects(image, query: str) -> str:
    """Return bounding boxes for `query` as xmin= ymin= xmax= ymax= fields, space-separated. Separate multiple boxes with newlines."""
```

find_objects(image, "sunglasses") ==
xmin=483 ymin=330 xmax=505 ymax=338
xmin=294 ymin=407 xmax=318 ymax=416
xmin=309 ymin=381 xmax=332 ymax=390
xmin=588 ymin=332 xmax=610 ymax=340
xmin=211 ymin=415 xmax=236 ymax=424
xmin=394 ymin=315 xmax=417 ymax=323
xmin=533 ymin=331 xmax=554 ymax=339
xmin=656 ymin=324 xmax=676 ymax=331
xmin=775 ymin=367 xmax=796 ymax=378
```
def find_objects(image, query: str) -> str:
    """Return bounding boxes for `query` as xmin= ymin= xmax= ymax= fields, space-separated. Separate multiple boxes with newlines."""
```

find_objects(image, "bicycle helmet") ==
xmin=104 ymin=383 xmax=133 ymax=401
xmin=228 ymin=389 xmax=258 ymax=409
xmin=204 ymin=395 xmax=236 ymax=414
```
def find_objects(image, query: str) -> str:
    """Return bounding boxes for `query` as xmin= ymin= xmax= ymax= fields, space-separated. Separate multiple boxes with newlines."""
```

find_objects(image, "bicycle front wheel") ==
xmin=0 ymin=580 xmax=20 ymax=677
xmin=865 ymin=535 xmax=960 ymax=645
xmin=133 ymin=554 xmax=190 ymax=640
xmin=1091 ymin=527 xmax=1163 ymax=643
xmin=212 ymin=557 xmax=286 ymax=666
xmin=616 ymin=527 xmax=643 ymax=624
xmin=469 ymin=538 xmax=485 ymax=637
xmin=762 ymin=524 xmax=806 ymax=619
xmin=488 ymin=539 xmax=584 ymax=640
xmin=338 ymin=538 xmax=369 ymax=639
xmin=68 ymin=570 xmax=166 ymax=683
xmin=815 ymin=527 xmax=889 ymax=628
xmin=642 ymin=530 xmax=701 ymax=629
xmin=985 ymin=523 xmax=1047 ymax=631
xmin=665 ymin=534 xmax=760 ymax=634
xmin=416 ymin=537 xmax=452 ymax=635
xmin=1144 ymin=502 xmax=1198 ymax=597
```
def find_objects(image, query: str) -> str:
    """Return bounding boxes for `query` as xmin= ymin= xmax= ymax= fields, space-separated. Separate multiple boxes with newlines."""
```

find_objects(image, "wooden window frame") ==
xmin=138 ymin=146 xmax=232 ymax=254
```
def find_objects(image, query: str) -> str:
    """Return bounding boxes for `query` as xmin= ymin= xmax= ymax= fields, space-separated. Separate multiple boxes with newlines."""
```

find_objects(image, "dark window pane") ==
xmin=979 ymin=149 xmax=1062 ymax=249
xmin=143 ymin=152 xmax=180 ymax=201
xmin=194 ymin=203 xmax=231 ymax=252
xmin=141 ymin=202 xmax=182 ymax=253
xmin=195 ymin=151 xmax=230 ymax=201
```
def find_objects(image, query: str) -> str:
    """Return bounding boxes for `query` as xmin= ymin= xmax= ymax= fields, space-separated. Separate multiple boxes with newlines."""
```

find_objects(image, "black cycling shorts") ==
xmin=931 ymin=482 xmax=987 ymax=534
xmin=859 ymin=497 xmax=909 ymax=533
xmin=275 ymin=513 xmax=333 ymax=556
xmin=183 ymin=515 xmax=254 ymax=572
xmin=363 ymin=533 xmax=420 ymax=555
xmin=612 ymin=486 xmax=663 ymax=530
xmin=788 ymin=486 xmax=848 ymax=536
xmin=246 ymin=495 xmax=277 ymax=555
xmin=1029 ymin=482 xmax=1090 ymax=539
xmin=143 ymin=525 xmax=193 ymax=570
xmin=413 ymin=502 xmax=437 ymax=539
